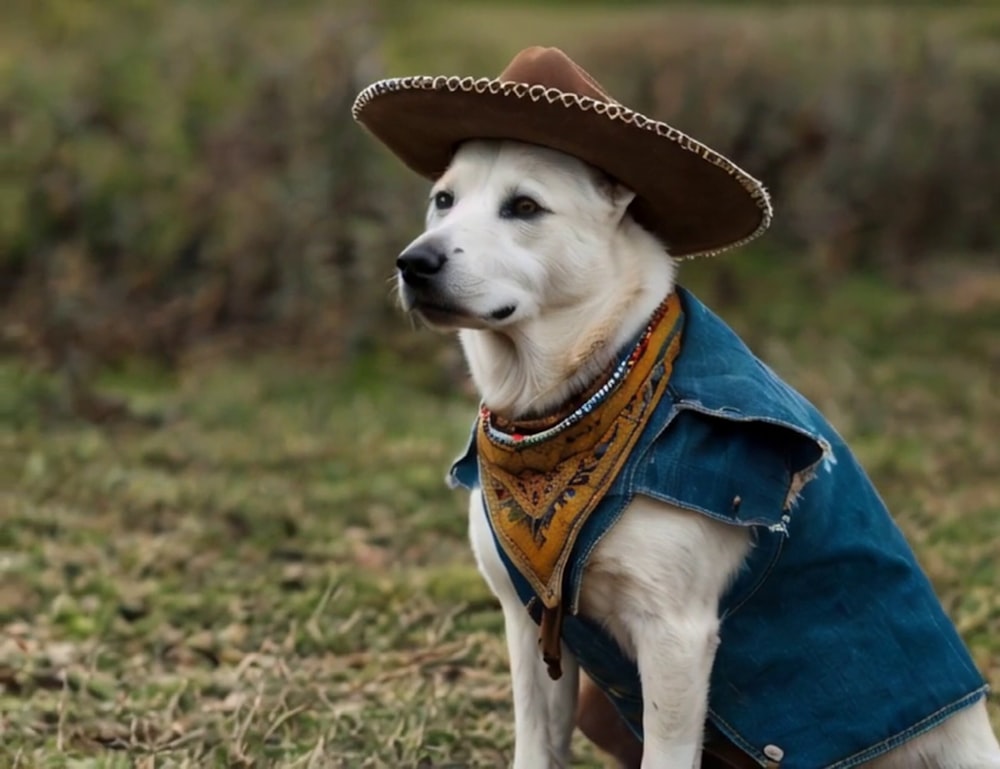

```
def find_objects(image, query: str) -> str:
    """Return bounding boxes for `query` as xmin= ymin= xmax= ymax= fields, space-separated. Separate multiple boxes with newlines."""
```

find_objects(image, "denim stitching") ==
xmin=568 ymin=457 xmax=641 ymax=614
xmin=708 ymin=686 xmax=988 ymax=768
xmin=723 ymin=528 xmax=785 ymax=617
xmin=825 ymin=687 xmax=989 ymax=769
xmin=707 ymin=709 xmax=767 ymax=766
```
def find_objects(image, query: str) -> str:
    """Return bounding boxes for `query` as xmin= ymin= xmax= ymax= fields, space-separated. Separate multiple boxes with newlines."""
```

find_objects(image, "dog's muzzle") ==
xmin=396 ymin=244 xmax=516 ymax=328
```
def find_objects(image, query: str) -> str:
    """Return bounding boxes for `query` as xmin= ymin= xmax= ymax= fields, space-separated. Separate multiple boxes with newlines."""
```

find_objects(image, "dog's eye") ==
xmin=433 ymin=190 xmax=454 ymax=211
xmin=503 ymin=195 xmax=543 ymax=219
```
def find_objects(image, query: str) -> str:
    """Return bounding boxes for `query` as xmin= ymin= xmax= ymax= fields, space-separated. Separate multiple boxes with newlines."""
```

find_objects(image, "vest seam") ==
xmin=568 ymin=458 xmax=642 ymax=615
xmin=708 ymin=686 xmax=988 ymax=769
xmin=824 ymin=686 xmax=989 ymax=769
xmin=723 ymin=528 xmax=785 ymax=617
xmin=673 ymin=401 xmax=825 ymax=444
xmin=707 ymin=709 xmax=768 ymax=766
xmin=635 ymin=488 xmax=787 ymax=529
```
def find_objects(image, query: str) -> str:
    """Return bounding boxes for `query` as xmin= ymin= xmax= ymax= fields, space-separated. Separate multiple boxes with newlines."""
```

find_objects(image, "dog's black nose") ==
xmin=396 ymin=247 xmax=447 ymax=285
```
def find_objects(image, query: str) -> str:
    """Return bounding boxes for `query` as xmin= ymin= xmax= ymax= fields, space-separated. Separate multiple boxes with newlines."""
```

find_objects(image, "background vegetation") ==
xmin=1 ymin=0 xmax=998 ymax=766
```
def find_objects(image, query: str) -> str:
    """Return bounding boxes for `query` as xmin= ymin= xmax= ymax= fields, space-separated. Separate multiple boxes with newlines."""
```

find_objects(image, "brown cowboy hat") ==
xmin=352 ymin=46 xmax=771 ymax=258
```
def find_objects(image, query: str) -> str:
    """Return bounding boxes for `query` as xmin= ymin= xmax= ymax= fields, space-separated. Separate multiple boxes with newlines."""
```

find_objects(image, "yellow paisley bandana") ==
xmin=476 ymin=293 xmax=683 ymax=676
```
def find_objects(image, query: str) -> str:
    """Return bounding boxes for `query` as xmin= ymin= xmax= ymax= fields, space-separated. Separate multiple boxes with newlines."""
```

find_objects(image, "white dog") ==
xmin=395 ymin=139 xmax=1000 ymax=769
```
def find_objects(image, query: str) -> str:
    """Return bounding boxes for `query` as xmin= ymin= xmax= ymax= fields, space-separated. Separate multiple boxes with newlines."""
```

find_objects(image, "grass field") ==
xmin=2 ymin=254 xmax=998 ymax=767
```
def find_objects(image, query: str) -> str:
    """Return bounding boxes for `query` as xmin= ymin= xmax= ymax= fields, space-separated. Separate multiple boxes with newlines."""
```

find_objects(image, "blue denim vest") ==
xmin=449 ymin=287 xmax=988 ymax=769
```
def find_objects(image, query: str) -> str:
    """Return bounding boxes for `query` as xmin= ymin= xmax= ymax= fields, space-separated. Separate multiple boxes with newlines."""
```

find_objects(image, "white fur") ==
xmin=400 ymin=139 xmax=1000 ymax=768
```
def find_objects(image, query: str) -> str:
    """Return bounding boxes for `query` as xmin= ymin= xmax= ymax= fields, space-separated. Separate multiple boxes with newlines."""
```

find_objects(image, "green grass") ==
xmin=1 ymin=255 xmax=998 ymax=767
xmin=1 ymin=346 xmax=515 ymax=767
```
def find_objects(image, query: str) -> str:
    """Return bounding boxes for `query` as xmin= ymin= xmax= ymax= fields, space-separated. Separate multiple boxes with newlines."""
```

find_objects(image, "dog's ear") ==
xmin=609 ymin=182 xmax=636 ymax=218
xmin=593 ymin=170 xmax=636 ymax=220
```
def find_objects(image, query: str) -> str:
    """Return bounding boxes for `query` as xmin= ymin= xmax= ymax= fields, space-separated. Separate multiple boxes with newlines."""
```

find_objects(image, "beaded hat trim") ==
xmin=352 ymin=47 xmax=772 ymax=258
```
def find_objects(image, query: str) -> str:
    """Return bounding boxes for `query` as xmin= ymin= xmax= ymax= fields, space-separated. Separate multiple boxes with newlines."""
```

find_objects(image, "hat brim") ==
xmin=353 ymin=75 xmax=771 ymax=259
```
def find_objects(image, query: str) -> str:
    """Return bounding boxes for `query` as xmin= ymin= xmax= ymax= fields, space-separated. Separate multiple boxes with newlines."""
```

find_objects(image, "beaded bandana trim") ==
xmin=476 ymin=293 xmax=684 ymax=619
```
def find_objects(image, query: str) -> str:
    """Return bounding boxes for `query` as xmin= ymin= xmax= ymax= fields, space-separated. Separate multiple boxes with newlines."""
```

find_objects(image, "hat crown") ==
xmin=498 ymin=47 xmax=615 ymax=104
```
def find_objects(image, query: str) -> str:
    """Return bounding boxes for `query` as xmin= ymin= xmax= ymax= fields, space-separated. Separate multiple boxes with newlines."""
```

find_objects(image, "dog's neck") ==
xmin=459 ymin=220 xmax=677 ymax=421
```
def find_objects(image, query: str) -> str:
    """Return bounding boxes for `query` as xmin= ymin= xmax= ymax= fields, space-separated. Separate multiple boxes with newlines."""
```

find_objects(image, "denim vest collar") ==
xmin=451 ymin=286 xmax=832 ymax=549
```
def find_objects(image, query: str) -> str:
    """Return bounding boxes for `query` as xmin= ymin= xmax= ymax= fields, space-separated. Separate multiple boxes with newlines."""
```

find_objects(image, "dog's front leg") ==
xmin=632 ymin=611 xmax=718 ymax=769
xmin=584 ymin=502 xmax=749 ymax=769
xmin=469 ymin=494 xmax=578 ymax=768
xmin=503 ymin=603 xmax=579 ymax=768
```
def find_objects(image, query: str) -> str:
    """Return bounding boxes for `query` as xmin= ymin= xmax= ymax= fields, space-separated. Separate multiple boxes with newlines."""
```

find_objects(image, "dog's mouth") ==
xmin=412 ymin=300 xmax=471 ymax=327
xmin=489 ymin=304 xmax=517 ymax=321
xmin=408 ymin=296 xmax=518 ymax=329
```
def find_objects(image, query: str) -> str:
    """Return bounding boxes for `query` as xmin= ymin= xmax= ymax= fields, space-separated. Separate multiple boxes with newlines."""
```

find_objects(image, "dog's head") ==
xmin=396 ymin=140 xmax=636 ymax=331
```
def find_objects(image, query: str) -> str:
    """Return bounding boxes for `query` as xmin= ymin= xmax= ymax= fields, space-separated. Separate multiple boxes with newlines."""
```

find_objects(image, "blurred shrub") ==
xmin=1 ymin=0 xmax=393 ymax=365
xmin=2 ymin=2 xmax=998 ymax=377
xmin=582 ymin=8 xmax=1000 ymax=276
